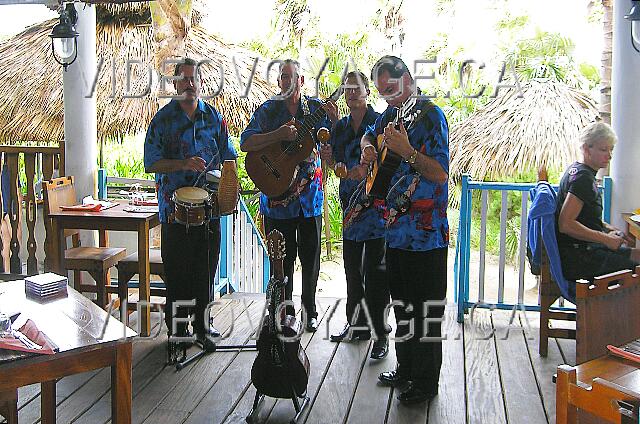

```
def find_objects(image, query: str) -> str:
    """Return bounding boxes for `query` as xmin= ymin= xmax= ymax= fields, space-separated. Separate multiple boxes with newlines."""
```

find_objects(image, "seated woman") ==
xmin=556 ymin=121 xmax=640 ymax=281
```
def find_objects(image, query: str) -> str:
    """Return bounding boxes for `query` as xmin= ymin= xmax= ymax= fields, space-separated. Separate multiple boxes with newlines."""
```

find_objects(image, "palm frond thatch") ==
xmin=449 ymin=80 xmax=599 ymax=182
xmin=0 ymin=8 xmax=275 ymax=145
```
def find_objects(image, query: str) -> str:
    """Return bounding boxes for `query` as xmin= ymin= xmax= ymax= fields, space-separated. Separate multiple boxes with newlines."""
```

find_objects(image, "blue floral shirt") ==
xmin=144 ymin=99 xmax=237 ymax=223
xmin=365 ymin=99 xmax=449 ymax=251
xmin=330 ymin=105 xmax=385 ymax=241
xmin=241 ymin=96 xmax=330 ymax=219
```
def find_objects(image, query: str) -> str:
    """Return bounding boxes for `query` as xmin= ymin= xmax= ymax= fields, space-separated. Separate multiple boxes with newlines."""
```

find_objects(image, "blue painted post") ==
xmin=97 ymin=168 xmax=107 ymax=200
xmin=464 ymin=186 xmax=473 ymax=306
xmin=263 ymin=251 xmax=271 ymax=292
xmin=603 ymin=176 xmax=612 ymax=224
xmin=457 ymin=174 xmax=470 ymax=322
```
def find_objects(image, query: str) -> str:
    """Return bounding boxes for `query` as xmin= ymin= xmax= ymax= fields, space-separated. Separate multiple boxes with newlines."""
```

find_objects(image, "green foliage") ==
xmin=101 ymin=136 xmax=153 ymax=180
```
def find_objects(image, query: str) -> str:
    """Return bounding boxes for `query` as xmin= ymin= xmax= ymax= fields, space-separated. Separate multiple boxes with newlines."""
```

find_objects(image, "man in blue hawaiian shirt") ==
xmin=361 ymin=56 xmax=449 ymax=404
xmin=241 ymin=59 xmax=337 ymax=331
xmin=144 ymin=58 xmax=237 ymax=350
xmin=320 ymin=71 xmax=390 ymax=359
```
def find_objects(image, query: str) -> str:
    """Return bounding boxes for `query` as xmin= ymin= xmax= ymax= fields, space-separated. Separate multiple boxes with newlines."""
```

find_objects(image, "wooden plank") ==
xmin=464 ymin=307 xmax=507 ymax=424
xmin=127 ymin=298 xmax=250 ymax=424
xmin=346 ymin=342 xmax=395 ymax=424
xmin=6 ymin=153 xmax=20 ymax=274
xmin=523 ymin=311 xmax=567 ymax=424
xmin=73 ymin=300 xmax=234 ymax=424
xmin=141 ymin=298 xmax=266 ymax=423
xmin=493 ymin=309 xmax=546 ymax=424
xmin=304 ymin=332 xmax=371 ymax=423
xmin=23 ymin=153 xmax=37 ymax=275
xmin=427 ymin=306 xmax=467 ymax=424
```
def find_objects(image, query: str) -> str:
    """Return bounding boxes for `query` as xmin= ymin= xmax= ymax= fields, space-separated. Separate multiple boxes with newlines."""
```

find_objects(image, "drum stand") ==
xmin=170 ymin=203 xmax=257 ymax=371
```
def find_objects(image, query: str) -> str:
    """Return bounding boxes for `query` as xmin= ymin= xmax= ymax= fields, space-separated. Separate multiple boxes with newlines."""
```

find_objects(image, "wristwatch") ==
xmin=406 ymin=148 xmax=418 ymax=165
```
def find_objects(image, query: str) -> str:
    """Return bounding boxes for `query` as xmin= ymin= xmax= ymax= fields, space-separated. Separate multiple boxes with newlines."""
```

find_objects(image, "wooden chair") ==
xmin=116 ymin=248 xmax=166 ymax=325
xmin=0 ymin=389 xmax=17 ymax=424
xmin=539 ymin=241 xmax=640 ymax=364
xmin=43 ymin=176 xmax=126 ymax=308
xmin=556 ymin=364 xmax=640 ymax=423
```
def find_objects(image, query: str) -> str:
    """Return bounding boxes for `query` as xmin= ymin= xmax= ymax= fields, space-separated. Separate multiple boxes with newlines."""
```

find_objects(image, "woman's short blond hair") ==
xmin=579 ymin=121 xmax=618 ymax=148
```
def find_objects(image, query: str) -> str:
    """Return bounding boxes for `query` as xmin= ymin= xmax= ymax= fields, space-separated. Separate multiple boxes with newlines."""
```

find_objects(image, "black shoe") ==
xmin=370 ymin=338 xmax=389 ymax=359
xmin=306 ymin=317 xmax=318 ymax=332
xmin=378 ymin=370 xmax=410 ymax=389
xmin=330 ymin=324 xmax=371 ymax=342
xmin=397 ymin=386 xmax=436 ymax=404
xmin=208 ymin=324 xmax=221 ymax=338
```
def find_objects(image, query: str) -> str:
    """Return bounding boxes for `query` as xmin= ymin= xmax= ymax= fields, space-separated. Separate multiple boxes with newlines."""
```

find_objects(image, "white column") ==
xmin=611 ymin=0 xmax=640 ymax=230
xmin=63 ymin=3 xmax=97 ymax=201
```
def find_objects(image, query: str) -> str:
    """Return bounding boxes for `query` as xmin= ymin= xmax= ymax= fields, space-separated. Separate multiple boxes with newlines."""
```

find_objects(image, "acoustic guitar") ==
xmin=365 ymin=107 xmax=403 ymax=199
xmin=245 ymin=88 xmax=343 ymax=198
xmin=365 ymin=100 xmax=435 ymax=199
xmin=251 ymin=230 xmax=310 ymax=399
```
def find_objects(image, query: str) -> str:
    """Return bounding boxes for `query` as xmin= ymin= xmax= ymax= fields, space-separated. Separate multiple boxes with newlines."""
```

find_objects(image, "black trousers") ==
xmin=343 ymin=237 xmax=389 ymax=337
xmin=264 ymin=214 xmax=321 ymax=319
xmin=161 ymin=221 xmax=220 ymax=335
xmin=387 ymin=246 xmax=447 ymax=393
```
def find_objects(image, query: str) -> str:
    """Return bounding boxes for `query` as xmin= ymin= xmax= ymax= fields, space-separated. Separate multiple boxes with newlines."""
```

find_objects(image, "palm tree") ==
xmin=273 ymin=0 xmax=312 ymax=58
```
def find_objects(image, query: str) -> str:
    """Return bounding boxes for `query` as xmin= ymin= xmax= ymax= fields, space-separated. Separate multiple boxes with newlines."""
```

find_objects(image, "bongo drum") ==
xmin=172 ymin=186 xmax=210 ymax=227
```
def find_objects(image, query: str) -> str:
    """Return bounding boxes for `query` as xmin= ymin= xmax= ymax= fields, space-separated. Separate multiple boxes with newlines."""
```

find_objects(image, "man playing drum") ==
xmin=144 ymin=57 xmax=237 ymax=351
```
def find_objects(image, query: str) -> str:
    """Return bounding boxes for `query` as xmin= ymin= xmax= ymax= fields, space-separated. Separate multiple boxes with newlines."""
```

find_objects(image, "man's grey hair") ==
xmin=579 ymin=121 xmax=618 ymax=148
xmin=279 ymin=59 xmax=301 ymax=75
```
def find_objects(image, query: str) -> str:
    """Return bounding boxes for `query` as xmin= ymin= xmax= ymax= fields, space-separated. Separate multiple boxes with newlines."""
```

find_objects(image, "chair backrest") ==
xmin=576 ymin=267 xmax=640 ymax=363
xmin=557 ymin=364 xmax=640 ymax=424
xmin=43 ymin=176 xmax=76 ymax=218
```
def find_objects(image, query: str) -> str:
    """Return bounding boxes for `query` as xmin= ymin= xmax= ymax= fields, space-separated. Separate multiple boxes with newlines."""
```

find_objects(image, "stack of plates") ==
xmin=25 ymin=273 xmax=68 ymax=299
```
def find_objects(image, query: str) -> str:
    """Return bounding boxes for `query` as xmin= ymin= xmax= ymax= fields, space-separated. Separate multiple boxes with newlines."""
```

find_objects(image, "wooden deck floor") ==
xmin=4 ymin=293 xmax=576 ymax=424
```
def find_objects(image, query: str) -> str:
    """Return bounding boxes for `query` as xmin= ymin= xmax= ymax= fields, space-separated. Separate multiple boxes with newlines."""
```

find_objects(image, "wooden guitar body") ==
xmin=245 ymin=120 xmax=315 ymax=198
xmin=365 ymin=133 xmax=403 ymax=199
xmin=251 ymin=313 xmax=310 ymax=398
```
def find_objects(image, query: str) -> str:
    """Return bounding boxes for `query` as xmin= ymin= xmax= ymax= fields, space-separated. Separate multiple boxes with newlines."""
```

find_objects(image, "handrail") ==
xmin=454 ymin=174 xmax=612 ymax=322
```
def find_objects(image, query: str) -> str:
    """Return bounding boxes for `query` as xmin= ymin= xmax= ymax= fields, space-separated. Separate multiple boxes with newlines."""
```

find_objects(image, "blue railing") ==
xmin=454 ymin=174 xmax=612 ymax=323
xmin=98 ymin=171 xmax=270 ymax=295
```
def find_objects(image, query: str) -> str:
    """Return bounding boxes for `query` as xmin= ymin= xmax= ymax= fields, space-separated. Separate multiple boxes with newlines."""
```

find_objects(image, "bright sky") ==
xmin=0 ymin=0 xmax=602 ymax=69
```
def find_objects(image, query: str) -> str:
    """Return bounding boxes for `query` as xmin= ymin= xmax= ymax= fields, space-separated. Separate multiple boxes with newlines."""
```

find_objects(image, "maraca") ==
xmin=317 ymin=127 xmax=330 ymax=144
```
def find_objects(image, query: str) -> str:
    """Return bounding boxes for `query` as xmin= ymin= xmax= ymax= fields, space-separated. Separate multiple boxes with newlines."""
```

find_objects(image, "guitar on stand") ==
xmin=245 ymin=87 xmax=343 ymax=198
xmin=248 ymin=230 xmax=310 ymax=423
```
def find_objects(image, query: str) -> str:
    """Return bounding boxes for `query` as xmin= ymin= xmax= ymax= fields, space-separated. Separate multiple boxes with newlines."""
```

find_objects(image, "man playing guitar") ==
xmin=241 ymin=59 xmax=338 ymax=331
xmin=361 ymin=55 xmax=450 ymax=404
xmin=320 ymin=71 xmax=390 ymax=359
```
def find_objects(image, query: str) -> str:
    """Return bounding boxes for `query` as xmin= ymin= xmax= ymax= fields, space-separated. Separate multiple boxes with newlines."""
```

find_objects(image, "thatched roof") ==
xmin=0 ymin=4 xmax=275 ymax=144
xmin=449 ymin=80 xmax=599 ymax=182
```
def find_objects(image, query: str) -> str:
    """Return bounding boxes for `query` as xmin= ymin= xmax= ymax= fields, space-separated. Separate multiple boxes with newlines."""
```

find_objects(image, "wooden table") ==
xmin=0 ymin=280 xmax=136 ymax=423
xmin=556 ymin=354 xmax=640 ymax=423
xmin=48 ymin=203 xmax=160 ymax=336
xmin=623 ymin=213 xmax=640 ymax=243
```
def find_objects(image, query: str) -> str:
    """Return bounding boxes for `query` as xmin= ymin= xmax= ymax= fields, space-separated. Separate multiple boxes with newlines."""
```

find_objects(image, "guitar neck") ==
xmin=298 ymin=105 xmax=327 ymax=136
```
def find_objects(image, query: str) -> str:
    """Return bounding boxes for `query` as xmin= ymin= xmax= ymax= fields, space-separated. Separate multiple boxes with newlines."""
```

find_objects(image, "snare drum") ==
xmin=172 ymin=187 xmax=210 ymax=227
